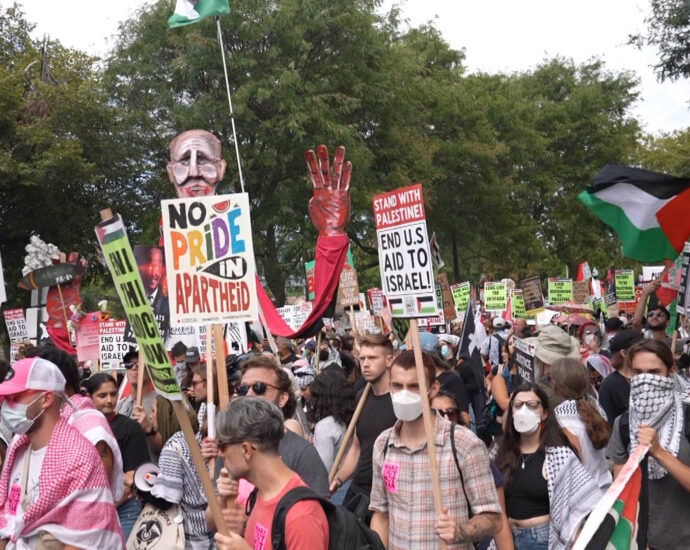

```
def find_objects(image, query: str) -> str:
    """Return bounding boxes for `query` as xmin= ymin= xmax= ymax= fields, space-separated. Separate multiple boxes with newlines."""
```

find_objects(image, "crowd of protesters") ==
xmin=0 ymin=298 xmax=688 ymax=550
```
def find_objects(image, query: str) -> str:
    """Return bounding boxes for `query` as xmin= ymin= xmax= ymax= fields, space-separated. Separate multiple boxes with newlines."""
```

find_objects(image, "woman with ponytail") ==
xmin=550 ymin=357 xmax=612 ymax=489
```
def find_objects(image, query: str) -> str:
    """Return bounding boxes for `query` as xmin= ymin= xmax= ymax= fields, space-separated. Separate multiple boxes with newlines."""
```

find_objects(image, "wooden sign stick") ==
xmin=258 ymin=305 xmax=279 ymax=355
xmin=213 ymin=324 xmax=230 ymax=408
xmin=328 ymin=382 xmax=371 ymax=483
xmin=136 ymin=352 xmax=145 ymax=407
xmin=409 ymin=318 xmax=446 ymax=550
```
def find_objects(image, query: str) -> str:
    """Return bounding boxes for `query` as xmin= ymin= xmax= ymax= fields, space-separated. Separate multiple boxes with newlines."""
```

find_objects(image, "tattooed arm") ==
xmin=435 ymin=509 xmax=501 ymax=544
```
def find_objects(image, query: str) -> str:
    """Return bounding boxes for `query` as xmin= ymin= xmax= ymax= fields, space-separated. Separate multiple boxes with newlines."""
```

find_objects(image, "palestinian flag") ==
xmin=168 ymin=0 xmax=230 ymax=28
xmin=578 ymin=165 xmax=690 ymax=262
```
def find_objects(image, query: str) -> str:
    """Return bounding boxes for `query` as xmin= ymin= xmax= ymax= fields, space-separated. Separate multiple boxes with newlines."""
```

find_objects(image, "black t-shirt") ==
xmin=352 ymin=389 xmax=397 ymax=494
xmin=598 ymin=370 xmax=630 ymax=426
xmin=110 ymin=413 xmax=151 ymax=472
xmin=437 ymin=371 xmax=470 ymax=413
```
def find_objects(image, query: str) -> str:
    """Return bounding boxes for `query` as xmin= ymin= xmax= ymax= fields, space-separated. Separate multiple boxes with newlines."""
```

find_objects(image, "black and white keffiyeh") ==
xmin=629 ymin=373 xmax=683 ymax=479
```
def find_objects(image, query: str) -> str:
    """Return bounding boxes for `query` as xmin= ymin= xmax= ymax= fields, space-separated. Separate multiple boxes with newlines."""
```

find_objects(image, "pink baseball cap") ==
xmin=0 ymin=357 xmax=66 ymax=396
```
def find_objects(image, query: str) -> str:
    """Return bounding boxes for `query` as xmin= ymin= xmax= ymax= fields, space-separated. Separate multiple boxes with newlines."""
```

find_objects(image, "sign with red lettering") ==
xmin=372 ymin=184 xmax=435 ymax=317
xmin=161 ymin=194 xmax=257 ymax=325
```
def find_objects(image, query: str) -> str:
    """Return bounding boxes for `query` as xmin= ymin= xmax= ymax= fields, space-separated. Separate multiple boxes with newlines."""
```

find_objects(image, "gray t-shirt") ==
xmin=609 ymin=415 xmax=690 ymax=548
xmin=279 ymin=429 xmax=329 ymax=497
xmin=313 ymin=416 xmax=346 ymax=472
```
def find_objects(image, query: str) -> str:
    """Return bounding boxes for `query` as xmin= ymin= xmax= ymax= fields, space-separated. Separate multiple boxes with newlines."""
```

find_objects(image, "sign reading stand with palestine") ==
xmin=95 ymin=214 xmax=181 ymax=400
xmin=373 ymin=184 xmax=435 ymax=317
xmin=161 ymin=194 xmax=257 ymax=325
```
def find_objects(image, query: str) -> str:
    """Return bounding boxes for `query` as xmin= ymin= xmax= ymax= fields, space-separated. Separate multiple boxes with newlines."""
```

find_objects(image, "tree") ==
xmin=630 ymin=0 xmax=690 ymax=81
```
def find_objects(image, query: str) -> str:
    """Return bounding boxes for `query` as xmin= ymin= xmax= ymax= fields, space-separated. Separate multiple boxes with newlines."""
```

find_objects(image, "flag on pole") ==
xmin=578 ymin=165 xmax=690 ymax=262
xmin=168 ymin=0 xmax=230 ymax=28
xmin=429 ymin=232 xmax=445 ymax=271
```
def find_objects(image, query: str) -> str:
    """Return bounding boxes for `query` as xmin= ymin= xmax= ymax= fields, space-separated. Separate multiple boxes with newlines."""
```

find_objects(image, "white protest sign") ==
xmin=98 ymin=320 xmax=127 ymax=369
xmin=373 ymin=184 xmax=435 ymax=317
xmin=161 ymin=194 xmax=258 ymax=325
xmin=3 ymin=309 xmax=28 ymax=344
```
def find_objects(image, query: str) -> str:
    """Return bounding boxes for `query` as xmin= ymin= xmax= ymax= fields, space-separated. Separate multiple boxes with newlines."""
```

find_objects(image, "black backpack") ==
xmin=269 ymin=486 xmax=384 ymax=550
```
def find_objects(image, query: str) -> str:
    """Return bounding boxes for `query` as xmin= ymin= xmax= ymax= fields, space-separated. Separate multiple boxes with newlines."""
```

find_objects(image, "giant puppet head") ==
xmin=166 ymin=130 xmax=227 ymax=198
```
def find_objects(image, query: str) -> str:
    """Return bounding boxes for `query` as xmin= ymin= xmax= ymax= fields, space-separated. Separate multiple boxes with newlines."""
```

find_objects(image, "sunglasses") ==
xmin=431 ymin=407 xmax=458 ymax=420
xmin=647 ymin=312 xmax=666 ymax=319
xmin=235 ymin=381 xmax=279 ymax=396
xmin=123 ymin=362 xmax=137 ymax=370
xmin=512 ymin=400 xmax=542 ymax=411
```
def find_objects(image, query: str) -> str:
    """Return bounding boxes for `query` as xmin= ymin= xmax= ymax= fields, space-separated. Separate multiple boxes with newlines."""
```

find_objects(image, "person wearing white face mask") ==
xmin=607 ymin=339 xmax=690 ymax=550
xmin=492 ymin=384 xmax=603 ymax=550
xmin=369 ymin=350 xmax=502 ymax=549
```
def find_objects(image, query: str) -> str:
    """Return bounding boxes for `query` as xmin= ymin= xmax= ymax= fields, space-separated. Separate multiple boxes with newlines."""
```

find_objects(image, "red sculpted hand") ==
xmin=304 ymin=145 xmax=351 ymax=236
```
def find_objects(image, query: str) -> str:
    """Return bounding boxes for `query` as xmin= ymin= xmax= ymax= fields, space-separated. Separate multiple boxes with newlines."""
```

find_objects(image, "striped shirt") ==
xmin=370 ymin=415 xmax=500 ymax=550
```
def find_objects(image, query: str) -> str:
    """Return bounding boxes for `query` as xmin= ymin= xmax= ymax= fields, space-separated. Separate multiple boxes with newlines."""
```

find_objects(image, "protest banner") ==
xmin=4 ymin=309 xmax=28 ymax=344
xmin=614 ymin=269 xmax=635 ymax=302
xmin=96 ymin=210 xmax=228 ymax=536
xmin=514 ymin=337 xmax=536 ymax=383
xmin=676 ymin=242 xmax=690 ymax=315
xmin=642 ymin=265 xmax=665 ymax=282
xmin=604 ymin=267 xmax=617 ymax=308
xmin=367 ymin=288 xmax=386 ymax=316
xmin=510 ymin=290 xmax=534 ymax=320
xmin=75 ymin=312 xmax=102 ymax=362
xmin=547 ymin=278 xmax=573 ymax=304
xmin=304 ymin=260 xmax=315 ymax=300
xmin=373 ymin=184 xmax=435 ymax=317
xmin=451 ymin=282 xmax=471 ymax=313
xmin=98 ymin=319 xmax=127 ymax=369
xmin=519 ymin=275 xmax=545 ymax=313
xmin=572 ymin=280 xmax=590 ymax=304
xmin=435 ymin=273 xmax=457 ymax=321
xmin=338 ymin=265 xmax=360 ymax=307
xmin=484 ymin=281 xmax=507 ymax=312
xmin=161 ymin=193 xmax=257 ymax=325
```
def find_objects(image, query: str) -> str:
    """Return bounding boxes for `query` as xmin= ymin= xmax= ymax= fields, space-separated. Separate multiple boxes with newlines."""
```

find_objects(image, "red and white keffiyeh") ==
xmin=0 ymin=418 xmax=124 ymax=548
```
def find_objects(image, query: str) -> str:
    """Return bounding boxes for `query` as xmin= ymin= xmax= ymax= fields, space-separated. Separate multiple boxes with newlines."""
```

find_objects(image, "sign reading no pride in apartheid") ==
xmin=95 ymin=214 xmax=181 ymax=400
xmin=161 ymin=194 xmax=257 ymax=326
xmin=373 ymin=184 xmax=435 ymax=317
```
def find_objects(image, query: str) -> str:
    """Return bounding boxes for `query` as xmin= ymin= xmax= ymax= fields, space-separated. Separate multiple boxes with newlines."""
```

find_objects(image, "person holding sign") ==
xmin=493 ymin=384 xmax=603 ymax=550
xmin=632 ymin=279 xmax=672 ymax=346
xmin=369 ymin=350 xmax=501 ymax=549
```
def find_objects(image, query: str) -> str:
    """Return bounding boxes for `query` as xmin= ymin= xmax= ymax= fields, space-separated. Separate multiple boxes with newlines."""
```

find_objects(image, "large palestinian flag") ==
xmin=578 ymin=165 xmax=690 ymax=262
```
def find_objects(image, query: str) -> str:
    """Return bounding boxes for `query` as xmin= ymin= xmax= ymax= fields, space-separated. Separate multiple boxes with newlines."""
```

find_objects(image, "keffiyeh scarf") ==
xmin=629 ymin=373 xmax=683 ymax=479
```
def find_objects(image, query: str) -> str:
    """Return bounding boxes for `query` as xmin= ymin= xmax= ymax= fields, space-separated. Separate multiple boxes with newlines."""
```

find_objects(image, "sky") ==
xmin=14 ymin=0 xmax=690 ymax=135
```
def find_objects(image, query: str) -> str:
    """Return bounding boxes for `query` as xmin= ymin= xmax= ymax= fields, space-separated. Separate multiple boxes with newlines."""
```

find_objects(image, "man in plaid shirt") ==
xmin=370 ymin=350 xmax=501 ymax=549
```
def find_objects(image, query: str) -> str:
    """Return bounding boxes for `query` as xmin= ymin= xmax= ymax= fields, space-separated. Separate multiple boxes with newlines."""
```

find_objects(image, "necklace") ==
xmin=520 ymin=452 xmax=535 ymax=470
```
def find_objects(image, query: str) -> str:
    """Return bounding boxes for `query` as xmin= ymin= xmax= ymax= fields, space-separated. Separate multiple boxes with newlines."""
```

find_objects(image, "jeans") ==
xmin=117 ymin=497 xmax=141 ymax=542
xmin=331 ymin=478 xmax=352 ymax=506
xmin=511 ymin=522 xmax=549 ymax=550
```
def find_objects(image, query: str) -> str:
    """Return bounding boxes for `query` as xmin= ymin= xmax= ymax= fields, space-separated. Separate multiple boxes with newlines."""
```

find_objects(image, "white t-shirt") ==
xmin=6 ymin=445 xmax=47 ymax=549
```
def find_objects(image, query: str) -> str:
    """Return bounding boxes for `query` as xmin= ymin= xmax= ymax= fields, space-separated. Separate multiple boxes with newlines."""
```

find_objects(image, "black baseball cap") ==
xmin=185 ymin=347 xmax=201 ymax=363
xmin=609 ymin=329 xmax=644 ymax=354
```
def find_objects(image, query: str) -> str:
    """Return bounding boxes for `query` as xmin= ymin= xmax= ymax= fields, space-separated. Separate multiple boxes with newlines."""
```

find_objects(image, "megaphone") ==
xmin=133 ymin=463 xmax=159 ymax=494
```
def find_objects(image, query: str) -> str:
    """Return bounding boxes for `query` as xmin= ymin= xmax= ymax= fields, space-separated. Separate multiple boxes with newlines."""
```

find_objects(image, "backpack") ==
xmin=269 ymin=486 xmax=384 ymax=550
xmin=619 ymin=403 xmax=690 ymax=448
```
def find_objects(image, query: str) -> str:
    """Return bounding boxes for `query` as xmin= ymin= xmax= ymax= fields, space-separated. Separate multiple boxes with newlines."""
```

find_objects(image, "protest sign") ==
xmin=510 ymin=290 xmax=534 ymax=320
xmin=604 ymin=267 xmax=617 ymax=307
xmin=547 ymin=278 xmax=573 ymax=304
xmin=96 ymin=213 xmax=180 ymax=400
xmin=572 ymin=280 xmax=590 ymax=304
xmin=484 ymin=282 xmax=507 ymax=312
xmin=614 ymin=270 xmax=635 ymax=302
xmin=451 ymin=282 xmax=471 ymax=313
xmin=75 ymin=312 xmax=101 ymax=362
xmin=373 ymin=184 xmax=435 ymax=317
xmin=305 ymin=260 xmax=315 ymax=300
xmin=161 ymin=194 xmax=257 ymax=326
xmin=367 ymin=288 xmax=385 ymax=315
xmin=3 ymin=309 xmax=28 ymax=344
xmin=519 ymin=276 xmax=544 ymax=313
xmin=98 ymin=319 xmax=127 ymax=369
xmin=435 ymin=273 xmax=457 ymax=321
xmin=642 ymin=265 xmax=665 ymax=282
xmin=514 ymin=337 xmax=535 ymax=383
xmin=580 ymin=262 xmax=592 ymax=281
xmin=676 ymin=242 xmax=690 ymax=315
xmin=338 ymin=265 xmax=360 ymax=307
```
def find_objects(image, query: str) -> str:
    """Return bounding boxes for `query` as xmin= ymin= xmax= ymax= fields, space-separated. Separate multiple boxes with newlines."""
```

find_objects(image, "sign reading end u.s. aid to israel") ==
xmin=161 ymin=194 xmax=258 ymax=326
xmin=372 ymin=184 xmax=436 ymax=318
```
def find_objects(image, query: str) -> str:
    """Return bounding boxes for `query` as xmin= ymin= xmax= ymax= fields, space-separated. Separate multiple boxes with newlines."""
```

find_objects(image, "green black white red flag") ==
xmin=578 ymin=165 xmax=690 ymax=262
xmin=168 ymin=0 xmax=230 ymax=28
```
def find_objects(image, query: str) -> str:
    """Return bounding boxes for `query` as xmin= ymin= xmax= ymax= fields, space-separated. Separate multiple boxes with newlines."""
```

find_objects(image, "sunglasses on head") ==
xmin=431 ymin=407 xmax=458 ymax=420
xmin=235 ymin=381 xmax=279 ymax=396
